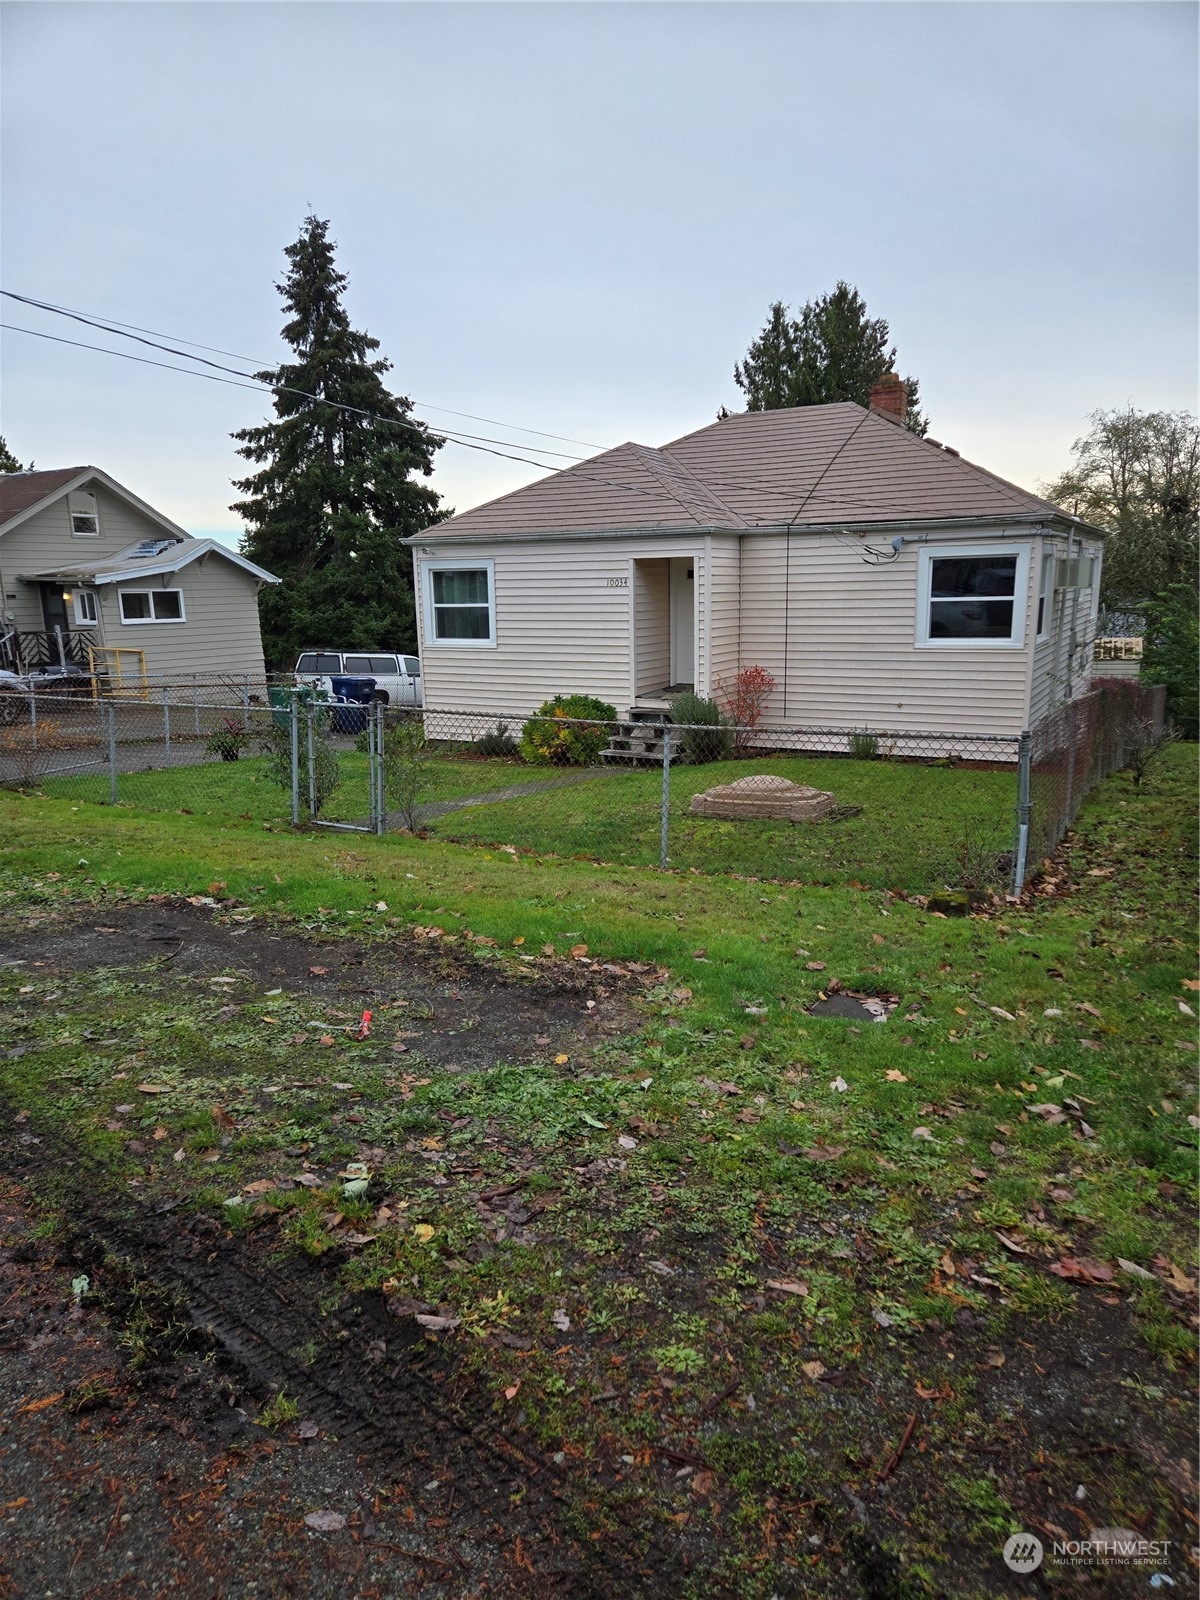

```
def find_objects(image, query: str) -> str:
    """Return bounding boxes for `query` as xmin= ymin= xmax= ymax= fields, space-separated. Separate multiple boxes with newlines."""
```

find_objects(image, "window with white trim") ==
xmin=119 ymin=588 xmax=186 ymax=624
xmin=68 ymin=489 xmax=99 ymax=536
xmin=423 ymin=562 xmax=495 ymax=645
xmin=72 ymin=589 xmax=98 ymax=626
xmin=1036 ymin=552 xmax=1054 ymax=640
xmin=915 ymin=544 xmax=1029 ymax=647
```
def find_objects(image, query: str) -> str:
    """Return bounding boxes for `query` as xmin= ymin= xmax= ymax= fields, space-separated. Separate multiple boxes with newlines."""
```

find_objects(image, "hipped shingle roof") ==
xmin=417 ymin=403 xmax=1080 ymax=541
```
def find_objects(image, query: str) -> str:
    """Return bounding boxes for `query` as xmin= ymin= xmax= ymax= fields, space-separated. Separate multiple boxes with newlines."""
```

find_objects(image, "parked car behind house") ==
xmin=294 ymin=650 xmax=422 ymax=708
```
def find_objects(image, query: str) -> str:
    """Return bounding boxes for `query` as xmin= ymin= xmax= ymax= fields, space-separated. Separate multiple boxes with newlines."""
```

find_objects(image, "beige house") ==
xmin=408 ymin=384 xmax=1105 ymax=739
xmin=0 ymin=467 xmax=278 ymax=688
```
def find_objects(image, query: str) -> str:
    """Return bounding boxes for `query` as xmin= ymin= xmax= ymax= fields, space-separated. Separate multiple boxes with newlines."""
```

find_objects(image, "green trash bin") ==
xmin=269 ymin=684 xmax=329 ymax=729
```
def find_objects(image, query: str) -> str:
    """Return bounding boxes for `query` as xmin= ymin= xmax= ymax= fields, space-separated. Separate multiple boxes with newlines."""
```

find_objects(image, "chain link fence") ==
xmin=1016 ymin=681 xmax=1168 ymax=885
xmin=0 ymin=683 xmax=1170 ymax=896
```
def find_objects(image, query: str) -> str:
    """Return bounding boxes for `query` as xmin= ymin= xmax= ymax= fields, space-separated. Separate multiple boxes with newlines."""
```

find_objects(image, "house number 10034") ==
xmin=605 ymin=577 xmax=629 ymax=587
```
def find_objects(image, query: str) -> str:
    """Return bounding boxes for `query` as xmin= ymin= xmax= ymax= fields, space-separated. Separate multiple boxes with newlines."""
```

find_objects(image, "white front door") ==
xmin=669 ymin=557 xmax=695 ymax=687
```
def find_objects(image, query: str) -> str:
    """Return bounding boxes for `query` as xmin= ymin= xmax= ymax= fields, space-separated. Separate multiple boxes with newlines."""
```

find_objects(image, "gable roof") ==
xmin=0 ymin=466 xmax=192 ymax=541
xmin=21 ymin=538 xmax=279 ymax=588
xmin=415 ymin=403 xmax=1095 ymax=542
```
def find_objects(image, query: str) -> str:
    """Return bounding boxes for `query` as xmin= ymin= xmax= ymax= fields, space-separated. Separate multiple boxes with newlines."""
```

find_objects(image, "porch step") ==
xmin=602 ymin=710 xmax=679 ymax=765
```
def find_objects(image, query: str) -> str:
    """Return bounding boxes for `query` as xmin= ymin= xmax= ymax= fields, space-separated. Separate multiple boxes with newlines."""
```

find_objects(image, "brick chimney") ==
xmin=868 ymin=373 xmax=907 ymax=425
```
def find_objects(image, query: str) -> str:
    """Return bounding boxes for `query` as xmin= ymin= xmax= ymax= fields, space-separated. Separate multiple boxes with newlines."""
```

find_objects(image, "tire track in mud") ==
xmin=0 ymin=1119 xmax=679 ymax=1598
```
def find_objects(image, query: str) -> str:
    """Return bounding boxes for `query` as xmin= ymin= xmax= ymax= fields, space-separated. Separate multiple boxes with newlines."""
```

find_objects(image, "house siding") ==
xmin=99 ymin=558 xmax=268 ymax=690
xmin=414 ymin=537 xmax=708 ymax=723
xmin=739 ymin=528 xmax=1035 ymax=737
xmin=706 ymin=533 xmax=741 ymax=703
xmin=1 ymin=485 xmax=269 ymax=691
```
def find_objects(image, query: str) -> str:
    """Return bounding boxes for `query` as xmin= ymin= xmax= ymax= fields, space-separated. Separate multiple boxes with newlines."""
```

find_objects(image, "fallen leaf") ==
xmin=551 ymin=1309 xmax=571 ymax=1331
xmin=304 ymin=1511 xmax=346 ymax=1532
xmin=885 ymin=1069 xmax=908 ymax=1083
xmin=1116 ymin=1258 xmax=1155 ymax=1281
xmin=805 ymin=961 xmax=827 ymax=971
xmin=555 ymin=1053 xmax=570 ymax=1066
xmin=136 ymin=1083 xmax=172 ymax=1095
xmin=308 ymin=966 xmax=328 ymax=977
xmin=617 ymin=1134 xmax=638 ymax=1150
xmin=801 ymin=1360 xmax=826 ymax=1380
xmin=511 ymin=935 xmax=525 ymax=947
xmin=995 ymin=1230 xmax=1031 ymax=1255
xmin=1048 ymin=1257 xmax=1115 ymax=1284
xmin=1154 ymin=1256 xmax=1198 ymax=1295
xmin=989 ymin=1007 xmax=1017 ymax=1022
xmin=153 ymin=1125 xmax=168 ymax=1141
xmin=504 ymin=1381 xmax=521 ymax=1401
xmin=912 ymin=1126 xmax=935 ymax=1141
xmin=173 ymin=1148 xmax=186 ymax=1164
xmin=569 ymin=944 xmax=588 ymax=958
xmin=212 ymin=1105 xmax=236 ymax=1130
xmin=982 ymin=1351 xmax=1006 ymax=1368
xmin=829 ymin=1076 xmax=849 ymax=1093
xmin=412 ymin=1224 xmax=435 ymax=1243
xmin=297 ymin=1420 xmax=320 ymax=1439
xmin=1183 ymin=978 xmax=1200 ymax=991
xmin=766 ymin=1278 xmax=809 ymax=1297
xmin=242 ymin=1178 xmax=277 ymax=1195
xmin=915 ymin=1382 xmax=952 ymax=1400
xmin=1075 ymin=1001 xmax=1102 ymax=1018
xmin=414 ymin=1314 xmax=460 ymax=1332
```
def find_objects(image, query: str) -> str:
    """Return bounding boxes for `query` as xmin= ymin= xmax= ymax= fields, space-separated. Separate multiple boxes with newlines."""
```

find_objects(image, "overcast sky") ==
xmin=2 ymin=1 xmax=1196 ymax=546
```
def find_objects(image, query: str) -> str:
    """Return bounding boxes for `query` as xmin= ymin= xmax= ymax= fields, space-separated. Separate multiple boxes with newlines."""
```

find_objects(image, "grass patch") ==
xmin=0 ymin=745 xmax=1195 ymax=1595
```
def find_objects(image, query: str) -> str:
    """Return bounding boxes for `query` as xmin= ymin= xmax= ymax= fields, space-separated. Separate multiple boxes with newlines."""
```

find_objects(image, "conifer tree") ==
xmin=733 ymin=282 xmax=927 ymax=434
xmin=232 ymin=216 xmax=444 ymax=668
xmin=0 ymin=437 xmax=30 ymax=472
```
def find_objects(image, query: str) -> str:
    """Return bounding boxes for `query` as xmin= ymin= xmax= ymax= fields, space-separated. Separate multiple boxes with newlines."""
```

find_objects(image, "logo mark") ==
xmin=1003 ymin=1534 xmax=1044 ymax=1573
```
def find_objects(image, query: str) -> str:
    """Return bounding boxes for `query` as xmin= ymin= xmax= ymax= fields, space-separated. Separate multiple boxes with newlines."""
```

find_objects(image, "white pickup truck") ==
xmin=294 ymin=651 xmax=423 ymax=708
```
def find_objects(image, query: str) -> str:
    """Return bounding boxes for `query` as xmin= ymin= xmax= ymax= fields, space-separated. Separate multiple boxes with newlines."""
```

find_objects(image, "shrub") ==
xmin=715 ymin=665 xmax=777 ymax=755
xmin=474 ymin=720 xmax=520 ymax=759
xmin=848 ymin=729 xmax=880 ymax=760
xmin=260 ymin=706 xmax=341 ymax=816
xmin=1142 ymin=584 xmax=1198 ymax=740
xmin=205 ymin=717 xmax=250 ymax=761
xmin=520 ymin=695 xmax=615 ymax=766
xmin=383 ymin=716 xmax=429 ymax=830
xmin=670 ymin=691 xmax=733 ymax=763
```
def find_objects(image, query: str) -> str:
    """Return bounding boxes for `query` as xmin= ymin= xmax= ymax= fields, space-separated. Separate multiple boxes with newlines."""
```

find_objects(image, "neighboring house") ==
xmin=0 ymin=467 xmax=279 ymax=687
xmin=407 ymin=382 xmax=1106 ymax=738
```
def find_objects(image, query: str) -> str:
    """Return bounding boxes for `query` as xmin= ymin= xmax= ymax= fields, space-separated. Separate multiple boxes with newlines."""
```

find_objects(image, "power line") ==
xmin=0 ymin=320 xmax=719 ymax=516
xmin=3 ymin=292 xmax=894 ymax=528
xmin=0 ymin=288 xmax=609 ymax=451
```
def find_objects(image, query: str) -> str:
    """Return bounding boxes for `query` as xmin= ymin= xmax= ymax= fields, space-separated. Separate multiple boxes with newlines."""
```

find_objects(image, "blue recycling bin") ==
xmin=329 ymin=676 xmax=375 ymax=735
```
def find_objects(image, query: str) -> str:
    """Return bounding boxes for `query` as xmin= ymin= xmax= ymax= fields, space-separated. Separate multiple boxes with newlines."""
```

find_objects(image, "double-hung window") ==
xmin=916 ymin=544 xmax=1029 ymax=647
xmin=119 ymin=588 xmax=186 ymax=624
xmin=68 ymin=490 xmax=99 ymax=536
xmin=423 ymin=561 xmax=495 ymax=646
xmin=72 ymin=590 xmax=98 ymax=626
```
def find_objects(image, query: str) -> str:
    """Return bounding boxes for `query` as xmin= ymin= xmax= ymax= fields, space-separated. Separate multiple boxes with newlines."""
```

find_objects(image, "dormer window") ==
xmin=68 ymin=489 xmax=99 ymax=536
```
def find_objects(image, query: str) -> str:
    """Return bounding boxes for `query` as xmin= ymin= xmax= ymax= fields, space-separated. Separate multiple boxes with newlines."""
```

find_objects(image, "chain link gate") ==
xmin=282 ymin=692 xmax=385 ymax=834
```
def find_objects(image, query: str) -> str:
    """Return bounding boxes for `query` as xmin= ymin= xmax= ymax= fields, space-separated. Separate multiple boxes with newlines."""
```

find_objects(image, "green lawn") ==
xmin=431 ymin=752 xmax=1017 ymax=891
xmin=36 ymin=746 xmax=1018 ymax=892
xmin=1 ymin=747 xmax=1195 ymax=1596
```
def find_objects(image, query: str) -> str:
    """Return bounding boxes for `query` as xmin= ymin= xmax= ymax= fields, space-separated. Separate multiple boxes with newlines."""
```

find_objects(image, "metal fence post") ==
xmin=107 ymin=703 xmax=118 ymax=805
xmin=373 ymin=701 xmax=386 ymax=834
xmin=289 ymin=694 xmax=300 ymax=826
xmin=1063 ymin=700 xmax=1077 ymax=824
xmin=306 ymin=700 xmax=317 ymax=820
xmin=162 ymin=687 xmax=171 ymax=760
xmin=28 ymin=689 xmax=37 ymax=751
xmin=1011 ymin=730 xmax=1032 ymax=896
xmin=192 ymin=674 xmax=201 ymax=737
xmin=659 ymin=726 xmax=671 ymax=870
xmin=242 ymin=675 xmax=250 ymax=718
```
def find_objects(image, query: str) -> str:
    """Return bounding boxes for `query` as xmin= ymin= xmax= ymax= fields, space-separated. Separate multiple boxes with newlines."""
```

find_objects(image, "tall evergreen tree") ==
xmin=232 ymin=216 xmax=445 ymax=668
xmin=732 ymin=282 xmax=927 ymax=434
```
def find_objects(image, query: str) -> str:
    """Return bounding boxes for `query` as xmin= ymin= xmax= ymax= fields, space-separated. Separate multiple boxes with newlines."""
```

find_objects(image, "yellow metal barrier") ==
xmin=87 ymin=645 xmax=149 ymax=699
